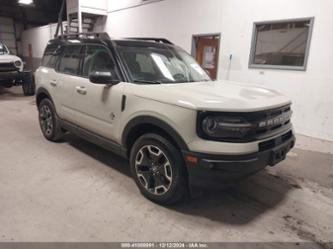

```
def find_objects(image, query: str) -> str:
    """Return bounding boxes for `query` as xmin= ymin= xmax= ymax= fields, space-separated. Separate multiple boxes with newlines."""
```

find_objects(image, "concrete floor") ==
xmin=0 ymin=87 xmax=333 ymax=243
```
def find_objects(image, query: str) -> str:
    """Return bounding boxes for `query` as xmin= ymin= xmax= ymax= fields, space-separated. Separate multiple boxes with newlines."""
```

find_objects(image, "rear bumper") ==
xmin=183 ymin=130 xmax=295 ymax=188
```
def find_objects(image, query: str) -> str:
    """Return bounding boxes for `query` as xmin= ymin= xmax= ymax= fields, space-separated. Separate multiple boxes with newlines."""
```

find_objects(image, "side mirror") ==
xmin=89 ymin=71 xmax=120 ymax=85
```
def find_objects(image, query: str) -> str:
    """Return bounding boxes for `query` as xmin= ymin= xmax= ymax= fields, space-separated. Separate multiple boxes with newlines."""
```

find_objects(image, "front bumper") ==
xmin=0 ymin=71 xmax=31 ymax=85
xmin=183 ymin=130 xmax=295 ymax=188
xmin=0 ymin=71 xmax=19 ymax=83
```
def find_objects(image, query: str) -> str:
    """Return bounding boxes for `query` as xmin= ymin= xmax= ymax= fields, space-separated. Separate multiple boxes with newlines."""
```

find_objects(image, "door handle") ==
xmin=50 ymin=80 xmax=57 ymax=87
xmin=76 ymin=86 xmax=87 ymax=95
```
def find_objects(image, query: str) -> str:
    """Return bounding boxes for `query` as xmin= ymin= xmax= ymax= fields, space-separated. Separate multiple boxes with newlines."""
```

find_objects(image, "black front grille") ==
xmin=197 ymin=104 xmax=292 ymax=143
xmin=0 ymin=62 xmax=17 ymax=72
xmin=254 ymin=105 xmax=292 ymax=137
xmin=243 ymin=104 xmax=292 ymax=141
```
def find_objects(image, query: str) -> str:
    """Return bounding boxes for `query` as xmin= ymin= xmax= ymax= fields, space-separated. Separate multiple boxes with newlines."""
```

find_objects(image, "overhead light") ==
xmin=18 ymin=0 xmax=34 ymax=5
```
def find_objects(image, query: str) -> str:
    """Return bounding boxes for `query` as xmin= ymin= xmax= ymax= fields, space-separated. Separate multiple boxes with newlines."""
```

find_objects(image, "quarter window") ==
xmin=42 ymin=45 xmax=63 ymax=69
xmin=249 ymin=17 xmax=314 ymax=70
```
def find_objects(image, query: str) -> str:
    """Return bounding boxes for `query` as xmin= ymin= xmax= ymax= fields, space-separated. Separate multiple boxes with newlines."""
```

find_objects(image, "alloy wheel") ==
xmin=39 ymin=105 xmax=53 ymax=136
xmin=135 ymin=145 xmax=173 ymax=195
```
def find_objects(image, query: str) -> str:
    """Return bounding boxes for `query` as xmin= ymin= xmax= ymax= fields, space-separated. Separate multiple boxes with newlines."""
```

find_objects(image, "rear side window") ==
xmin=58 ymin=45 xmax=83 ymax=75
xmin=42 ymin=44 xmax=63 ymax=69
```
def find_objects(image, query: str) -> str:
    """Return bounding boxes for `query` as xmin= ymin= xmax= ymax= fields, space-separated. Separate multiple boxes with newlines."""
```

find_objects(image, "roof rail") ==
xmin=57 ymin=32 xmax=110 ymax=40
xmin=126 ymin=37 xmax=174 ymax=45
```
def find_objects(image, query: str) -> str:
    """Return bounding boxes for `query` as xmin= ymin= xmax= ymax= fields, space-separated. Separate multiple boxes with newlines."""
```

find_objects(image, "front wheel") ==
xmin=38 ymin=98 xmax=64 ymax=142
xmin=130 ymin=133 xmax=189 ymax=205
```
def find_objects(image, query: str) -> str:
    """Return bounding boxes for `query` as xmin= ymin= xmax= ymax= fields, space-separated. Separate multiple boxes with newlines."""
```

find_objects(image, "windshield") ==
xmin=0 ymin=43 xmax=9 ymax=55
xmin=117 ymin=43 xmax=211 ymax=83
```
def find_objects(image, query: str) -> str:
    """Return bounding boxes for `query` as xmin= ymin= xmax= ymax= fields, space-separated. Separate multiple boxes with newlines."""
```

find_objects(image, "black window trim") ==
xmin=41 ymin=44 xmax=63 ymax=69
xmin=80 ymin=43 xmax=122 ymax=81
xmin=55 ymin=44 xmax=85 ymax=76
xmin=248 ymin=17 xmax=315 ymax=71
xmin=44 ymin=42 xmax=126 ymax=82
xmin=110 ymin=40 xmax=132 ymax=82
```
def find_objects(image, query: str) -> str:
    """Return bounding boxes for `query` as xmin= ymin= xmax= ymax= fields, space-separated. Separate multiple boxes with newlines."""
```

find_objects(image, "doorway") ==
xmin=192 ymin=33 xmax=221 ymax=80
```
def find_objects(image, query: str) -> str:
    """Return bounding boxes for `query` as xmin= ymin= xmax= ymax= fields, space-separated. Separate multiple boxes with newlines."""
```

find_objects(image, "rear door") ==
xmin=37 ymin=44 xmax=64 ymax=116
xmin=70 ymin=44 xmax=124 ymax=142
xmin=54 ymin=45 xmax=85 ymax=122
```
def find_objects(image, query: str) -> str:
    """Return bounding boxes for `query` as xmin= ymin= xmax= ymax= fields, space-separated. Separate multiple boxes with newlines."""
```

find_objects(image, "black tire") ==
xmin=22 ymin=73 xmax=35 ymax=96
xmin=38 ymin=98 xmax=64 ymax=142
xmin=130 ymin=133 xmax=189 ymax=205
xmin=3 ymin=82 xmax=13 ymax=88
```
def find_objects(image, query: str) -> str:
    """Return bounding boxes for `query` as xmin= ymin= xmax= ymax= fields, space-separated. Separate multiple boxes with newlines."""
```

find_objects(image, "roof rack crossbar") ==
xmin=126 ymin=37 xmax=174 ymax=45
xmin=58 ymin=32 xmax=110 ymax=40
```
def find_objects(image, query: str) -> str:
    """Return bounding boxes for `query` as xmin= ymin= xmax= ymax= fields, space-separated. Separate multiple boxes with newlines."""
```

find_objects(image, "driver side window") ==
xmin=82 ymin=45 xmax=116 ymax=77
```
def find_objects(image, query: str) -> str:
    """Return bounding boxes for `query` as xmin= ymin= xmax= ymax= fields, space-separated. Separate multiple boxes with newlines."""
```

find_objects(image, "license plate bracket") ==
xmin=269 ymin=143 xmax=292 ymax=166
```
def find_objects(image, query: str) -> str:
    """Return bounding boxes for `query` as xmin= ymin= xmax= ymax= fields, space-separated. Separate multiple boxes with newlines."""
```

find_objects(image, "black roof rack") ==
xmin=126 ymin=37 xmax=174 ymax=45
xmin=57 ymin=32 xmax=110 ymax=40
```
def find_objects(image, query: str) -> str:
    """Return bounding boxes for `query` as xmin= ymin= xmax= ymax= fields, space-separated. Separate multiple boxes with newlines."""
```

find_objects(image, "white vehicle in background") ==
xmin=0 ymin=42 xmax=35 ymax=96
xmin=35 ymin=33 xmax=295 ymax=205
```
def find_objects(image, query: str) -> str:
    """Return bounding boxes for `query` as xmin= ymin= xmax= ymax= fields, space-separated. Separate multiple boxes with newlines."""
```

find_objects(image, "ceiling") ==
xmin=0 ymin=0 xmax=66 ymax=28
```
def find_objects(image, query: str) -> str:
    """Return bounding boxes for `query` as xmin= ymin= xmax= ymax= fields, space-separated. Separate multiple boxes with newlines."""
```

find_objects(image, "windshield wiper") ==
xmin=133 ymin=80 xmax=162 ymax=85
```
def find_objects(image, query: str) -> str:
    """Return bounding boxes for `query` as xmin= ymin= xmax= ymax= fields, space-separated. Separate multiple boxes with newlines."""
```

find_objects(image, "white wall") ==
xmin=67 ymin=0 xmax=108 ymax=15
xmin=21 ymin=23 xmax=61 ymax=58
xmin=80 ymin=0 xmax=108 ymax=15
xmin=108 ymin=0 xmax=163 ymax=12
xmin=67 ymin=0 xmax=79 ymax=15
xmin=105 ymin=0 xmax=333 ymax=142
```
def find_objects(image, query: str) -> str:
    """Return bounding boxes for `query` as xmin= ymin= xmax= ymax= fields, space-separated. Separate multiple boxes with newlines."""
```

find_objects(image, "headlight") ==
xmin=197 ymin=112 xmax=256 ymax=141
xmin=14 ymin=60 xmax=22 ymax=68
xmin=201 ymin=116 xmax=253 ymax=140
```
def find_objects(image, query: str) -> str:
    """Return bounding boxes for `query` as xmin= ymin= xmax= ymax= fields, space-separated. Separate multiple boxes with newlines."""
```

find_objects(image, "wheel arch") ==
xmin=36 ymin=87 xmax=53 ymax=107
xmin=122 ymin=116 xmax=189 ymax=156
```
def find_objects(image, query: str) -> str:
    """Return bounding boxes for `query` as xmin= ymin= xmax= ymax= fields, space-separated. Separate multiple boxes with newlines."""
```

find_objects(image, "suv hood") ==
xmin=0 ymin=54 xmax=21 ymax=62
xmin=134 ymin=80 xmax=291 ymax=112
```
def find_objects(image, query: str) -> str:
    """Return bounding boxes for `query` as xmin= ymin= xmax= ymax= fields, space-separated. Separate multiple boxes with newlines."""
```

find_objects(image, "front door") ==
xmin=192 ymin=34 xmax=220 ymax=80
xmin=71 ymin=44 xmax=124 ymax=142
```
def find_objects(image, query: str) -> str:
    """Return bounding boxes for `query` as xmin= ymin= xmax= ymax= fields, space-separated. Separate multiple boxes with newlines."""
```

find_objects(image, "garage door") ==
xmin=0 ymin=17 xmax=17 ymax=55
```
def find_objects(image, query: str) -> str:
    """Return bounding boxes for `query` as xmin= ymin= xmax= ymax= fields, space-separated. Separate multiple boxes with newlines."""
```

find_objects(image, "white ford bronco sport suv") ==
xmin=0 ymin=42 xmax=35 ymax=96
xmin=35 ymin=33 xmax=295 ymax=205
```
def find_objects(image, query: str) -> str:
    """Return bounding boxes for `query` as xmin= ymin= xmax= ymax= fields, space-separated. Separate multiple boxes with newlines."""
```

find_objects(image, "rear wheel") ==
xmin=3 ymin=82 xmax=13 ymax=88
xmin=130 ymin=133 xmax=189 ymax=205
xmin=38 ymin=98 xmax=64 ymax=142
xmin=22 ymin=73 xmax=35 ymax=96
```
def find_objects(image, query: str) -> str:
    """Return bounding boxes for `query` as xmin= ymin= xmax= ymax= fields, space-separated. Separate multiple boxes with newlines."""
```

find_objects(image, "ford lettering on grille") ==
xmin=258 ymin=111 xmax=292 ymax=128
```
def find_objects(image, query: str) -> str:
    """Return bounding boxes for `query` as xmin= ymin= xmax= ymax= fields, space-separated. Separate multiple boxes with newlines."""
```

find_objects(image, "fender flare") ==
xmin=122 ymin=116 xmax=189 ymax=151
xmin=36 ymin=87 xmax=53 ymax=105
